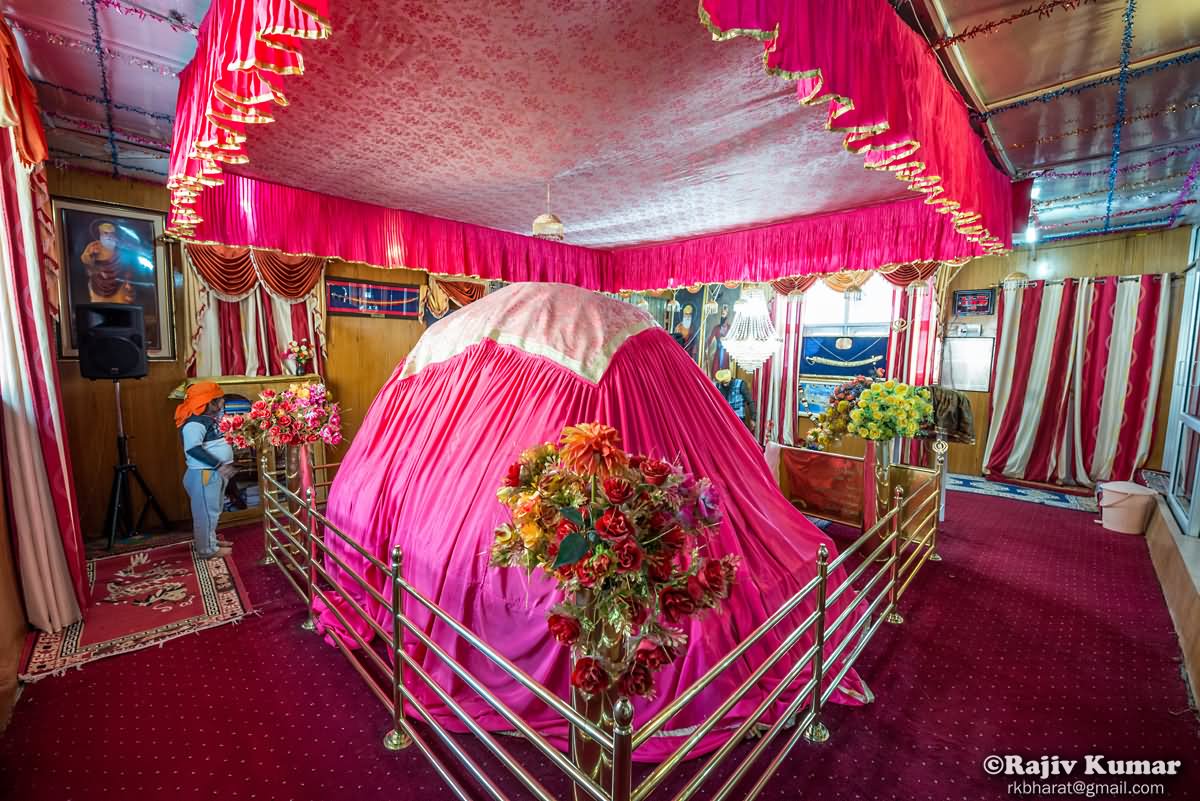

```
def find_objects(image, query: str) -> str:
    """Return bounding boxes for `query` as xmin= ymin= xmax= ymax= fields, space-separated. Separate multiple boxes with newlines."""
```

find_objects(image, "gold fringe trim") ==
xmin=697 ymin=1 xmax=1009 ymax=258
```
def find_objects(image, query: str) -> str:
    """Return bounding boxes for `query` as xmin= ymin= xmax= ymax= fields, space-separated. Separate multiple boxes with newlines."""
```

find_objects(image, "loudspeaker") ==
xmin=76 ymin=303 xmax=148 ymax=380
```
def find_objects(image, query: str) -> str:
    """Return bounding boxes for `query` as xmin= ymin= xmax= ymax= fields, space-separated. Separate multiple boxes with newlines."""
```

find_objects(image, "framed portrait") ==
xmin=797 ymin=379 xmax=839 ymax=418
xmin=53 ymin=198 xmax=174 ymax=360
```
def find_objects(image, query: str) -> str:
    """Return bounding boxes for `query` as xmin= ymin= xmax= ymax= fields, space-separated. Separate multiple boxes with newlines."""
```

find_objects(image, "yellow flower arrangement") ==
xmin=806 ymin=375 xmax=933 ymax=448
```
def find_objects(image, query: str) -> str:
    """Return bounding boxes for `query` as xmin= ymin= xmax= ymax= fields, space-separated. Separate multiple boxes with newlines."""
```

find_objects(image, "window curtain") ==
xmin=183 ymin=244 xmax=327 ymax=377
xmin=983 ymin=275 xmax=1170 ymax=486
xmin=0 ymin=127 xmax=87 ymax=631
xmin=887 ymin=277 xmax=940 ymax=387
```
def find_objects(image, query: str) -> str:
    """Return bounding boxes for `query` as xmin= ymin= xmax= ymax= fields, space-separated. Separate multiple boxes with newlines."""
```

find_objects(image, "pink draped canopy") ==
xmin=169 ymin=0 xmax=1017 ymax=289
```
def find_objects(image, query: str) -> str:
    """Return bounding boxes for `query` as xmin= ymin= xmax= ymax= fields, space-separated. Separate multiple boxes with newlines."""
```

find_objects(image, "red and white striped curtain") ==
xmin=887 ymin=278 xmax=940 ymax=465
xmin=183 ymin=248 xmax=325 ymax=377
xmin=983 ymin=275 xmax=1170 ymax=486
xmin=887 ymin=277 xmax=940 ymax=386
xmin=757 ymin=291 xmax=805 ymax=446
xmin=0 ymin=131 xmax=87 ymax=631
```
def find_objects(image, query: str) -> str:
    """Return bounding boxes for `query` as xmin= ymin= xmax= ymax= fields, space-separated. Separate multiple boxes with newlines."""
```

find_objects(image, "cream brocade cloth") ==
xmin=399 ymin=283 xmax=656 ymax=384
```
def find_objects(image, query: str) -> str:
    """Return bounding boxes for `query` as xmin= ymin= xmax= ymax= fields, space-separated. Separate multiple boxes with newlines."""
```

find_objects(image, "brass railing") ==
xmin=259 ymin=449 xmax=944 ymax=801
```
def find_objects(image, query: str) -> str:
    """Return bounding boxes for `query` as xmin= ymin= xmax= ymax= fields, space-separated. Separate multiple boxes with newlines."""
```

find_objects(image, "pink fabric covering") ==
xmin=316 ymin=284 xmax=869 ymax=762
xmin=187 ymin=173 xmax=994 ymax=291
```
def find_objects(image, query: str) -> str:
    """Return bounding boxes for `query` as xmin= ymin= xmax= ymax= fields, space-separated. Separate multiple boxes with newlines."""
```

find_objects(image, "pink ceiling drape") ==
xmin=169 ymin=1 xmax=1015 ymax=286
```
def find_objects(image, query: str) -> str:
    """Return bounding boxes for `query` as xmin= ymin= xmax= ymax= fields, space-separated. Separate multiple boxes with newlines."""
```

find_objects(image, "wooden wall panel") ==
xmin=47 ymin=168 xmax=190 ymax=536
xmin=946 ymin=227 xmax=1192 ymax=476
xmin=322 ymin=261 xmax=426 ymax=460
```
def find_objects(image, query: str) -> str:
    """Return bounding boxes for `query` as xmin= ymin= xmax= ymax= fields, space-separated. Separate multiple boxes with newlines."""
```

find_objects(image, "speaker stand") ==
xmin=104 ymin=380 xmax=169 ymax=550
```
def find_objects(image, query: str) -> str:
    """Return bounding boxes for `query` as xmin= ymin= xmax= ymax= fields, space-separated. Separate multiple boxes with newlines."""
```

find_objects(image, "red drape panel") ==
xmin=1022 ymin=280 xmax=1077 ymax=483
xmin=217 ymin=300 xmax=246 ymax=376
xmin=985 ymin=283 xmax=1045 ymax=476
xmin=1078 ymin=279 xmax=1117 ymax=473
xmin=186 ymin=243 xmax=257 ymax=298
xmin=0 ymin=20 xmax=46 ymax=165
xmin=185 ymin=243 xmax=323 ymax=300
xmin=1111 ymin=277 xmax=1165 ymax=479
xmin=437 ymin=278 xmax=487 ymax=306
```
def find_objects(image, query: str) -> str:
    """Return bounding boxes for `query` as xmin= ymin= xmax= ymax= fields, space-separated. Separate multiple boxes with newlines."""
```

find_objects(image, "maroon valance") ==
xmin=185 ymin=243 xmax=325 ymax=301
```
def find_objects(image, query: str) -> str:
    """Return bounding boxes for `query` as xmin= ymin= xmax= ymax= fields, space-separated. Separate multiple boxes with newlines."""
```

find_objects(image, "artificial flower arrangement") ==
xmin=219 ymin=383 xmax=343 ymax=449
xmin=284 ymin=338 xmax=314 ymax=373
xmin=491 ymin=423 xmax=739 ymax=699
xmin=806 ymin=372 xmax=933 ymax=449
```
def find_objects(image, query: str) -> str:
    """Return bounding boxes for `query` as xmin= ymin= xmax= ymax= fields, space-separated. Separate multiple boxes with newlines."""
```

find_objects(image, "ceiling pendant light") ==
xmin=532 ymin=181 xmax=565 ymax=241
xmin=720 ymin=287 xmax=781 ymax=372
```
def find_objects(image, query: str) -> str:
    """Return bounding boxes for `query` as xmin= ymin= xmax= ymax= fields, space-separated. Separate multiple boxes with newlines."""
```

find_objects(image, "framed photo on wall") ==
xmin=327 ymin=276 xmax=421 ymax=318
xmin=53 ymin=198 xmax=174 ymax=360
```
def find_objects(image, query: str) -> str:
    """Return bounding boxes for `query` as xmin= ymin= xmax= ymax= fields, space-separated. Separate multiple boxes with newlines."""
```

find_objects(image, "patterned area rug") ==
xmin=20 ymin=542 xmax=253 ymax=681
xmin=948 ymin=474 xmax=1099 ymax=513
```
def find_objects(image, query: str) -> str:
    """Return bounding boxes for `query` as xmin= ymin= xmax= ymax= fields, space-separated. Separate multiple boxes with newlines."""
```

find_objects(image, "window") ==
xmin=802 ymin=275 xmax=893 ymax=337
xmin=1165 ymin=241 xmax=1200 ymax=537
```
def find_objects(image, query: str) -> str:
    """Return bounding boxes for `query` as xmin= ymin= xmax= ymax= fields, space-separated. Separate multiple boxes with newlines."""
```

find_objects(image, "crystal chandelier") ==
xmin=720 ymin=287 xmax=781 ymax=372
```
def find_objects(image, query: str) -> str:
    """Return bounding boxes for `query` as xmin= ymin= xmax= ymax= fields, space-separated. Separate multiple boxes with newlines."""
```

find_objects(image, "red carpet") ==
xmin=19 ymin=541 xmax=253 ymax=681
xmin=1 ymin=496 xmax=1197 ymax=800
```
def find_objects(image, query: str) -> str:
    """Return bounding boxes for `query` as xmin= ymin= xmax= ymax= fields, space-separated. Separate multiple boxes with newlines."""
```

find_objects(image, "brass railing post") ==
xmin=384 ymin=545 xmax=412 ymax=751
xmin=259 ymin=453 xmax=275 ymax=566
xmin=930 ymin=437 xmax=948 ymax=562
xmin=802 ymin=544 xmax=830 ymax=743
xmin=612 ymin=696 xmax=634 ymax=801
xmin=301 ymin=485 xmax=317 ymax=632
xmin=885 ymin=486 xmax=905 ymax=625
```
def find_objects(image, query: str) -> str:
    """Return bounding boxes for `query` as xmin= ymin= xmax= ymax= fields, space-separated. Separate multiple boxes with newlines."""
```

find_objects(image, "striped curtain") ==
xmin=983 ymin=275 xmax=1170 ymax=486
xmin=758 ymin=292 xmax=805 ymax=446
xmin=184 ymin=248 xmax=325 ymax=377
xmin=0 ymin=131 xmax=87 ymax=631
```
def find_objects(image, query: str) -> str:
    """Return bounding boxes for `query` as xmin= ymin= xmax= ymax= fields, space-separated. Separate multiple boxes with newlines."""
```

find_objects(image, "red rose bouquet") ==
xmin=219 ymin=383 xmax=343 ymax=449
xmin=491 ymin=423 xmax=738 ymax=699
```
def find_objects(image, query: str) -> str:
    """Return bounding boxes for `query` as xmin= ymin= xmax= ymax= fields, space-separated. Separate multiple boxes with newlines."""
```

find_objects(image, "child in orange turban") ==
xmin=177 ymin=382 xmax=235 ymax=559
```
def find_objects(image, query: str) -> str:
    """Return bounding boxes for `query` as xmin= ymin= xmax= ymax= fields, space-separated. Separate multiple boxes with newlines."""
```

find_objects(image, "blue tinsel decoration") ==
xmin=1041 ymin=216 xmax=1167 ymax=243
xmin=1103 ymin=0 xmax=1137 ymax=232
xmin=32 ymin=79 xmax=173 ymax=122
xmin=976 ymin=46 xmax=1196 ymax=121
xmin=86 ymin=0 xmax=120 ymax=177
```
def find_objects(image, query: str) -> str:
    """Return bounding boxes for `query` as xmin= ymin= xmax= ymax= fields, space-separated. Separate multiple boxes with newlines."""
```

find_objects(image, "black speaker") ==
xmin=76 ymin=303 xmax=148 ymax=380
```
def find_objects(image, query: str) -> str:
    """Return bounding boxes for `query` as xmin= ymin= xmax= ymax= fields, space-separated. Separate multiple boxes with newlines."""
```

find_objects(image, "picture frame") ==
xmin=53 ymin=198 xmax=174 ymax=360
xmin=953 ymin=288 xmax=995 ymax=317
xmin=798 ymin=335 xmax=888 ymax=381
xmin=797 ymin=379 xmax=839 ymax=418
xmin=327 ymin=276 xmax=421 ymax=318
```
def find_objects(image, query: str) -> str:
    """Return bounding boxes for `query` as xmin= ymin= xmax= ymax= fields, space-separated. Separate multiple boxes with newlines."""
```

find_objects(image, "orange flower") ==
xmin=558 ymin=423 xmax=628 ymax=478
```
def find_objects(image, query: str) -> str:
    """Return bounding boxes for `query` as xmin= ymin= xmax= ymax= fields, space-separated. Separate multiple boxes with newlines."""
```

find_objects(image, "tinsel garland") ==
xmin=87 ymin=0 xmax=120 ymax=177
xmin=44 ymin=112 xmax=169 ymax=152
xmin=1041 ymin=218 xmax=1170 ymax=242
xmin=88 ymin=0 xmax=198 ymax=34
xmin=1103 ymin=0 xmax=1137 ymax=231
xmin=977 ymin=48 xmax=1199 ymax=121
xmin=1036 ymin=172 xmax=1187 ymax=207
xmin=1039 ymin=188 xmax=1174 ymax=213
xmin=7 ymin=19 xmax=177 ymax=77
xmin=1006 ymin=98 xmax=1197 ymax=150
xmin=33 ymin=79 xmax=172 ymax=122
xmin=1036 ymin=142 xmax=1200 ymax=179
xmin=1041 ymin=200 xmax=1190 ymax=231
xmin=933 ymin=0 xmax=1094 ymax=50
xmin=1167 ymin=159 xmax=1200 ymax=227
xmin=50 ymin=148 xmax=166 ymax=178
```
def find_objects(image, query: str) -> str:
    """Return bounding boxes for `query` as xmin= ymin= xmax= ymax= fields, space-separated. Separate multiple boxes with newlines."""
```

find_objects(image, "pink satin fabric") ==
xmin=316 ymin=290 xmax=870 ymax=762
xmin=188 ymin=172 xmax=995 ymax=291
xmin=701 ymin=0 xmax=1014 ymax=254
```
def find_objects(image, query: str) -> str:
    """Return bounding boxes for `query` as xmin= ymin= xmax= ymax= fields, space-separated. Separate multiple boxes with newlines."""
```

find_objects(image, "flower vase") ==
xmin=863 ymin=438 xmax=895 ymax=549
xmin=570 ymin=685 xmax=615 ymax=801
